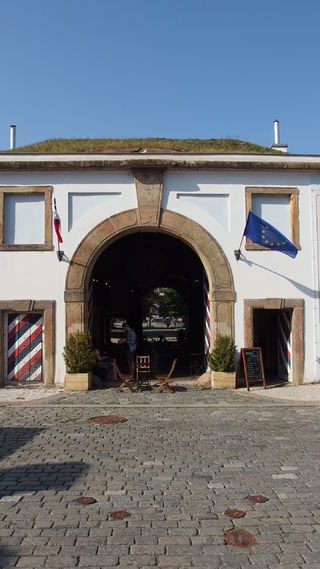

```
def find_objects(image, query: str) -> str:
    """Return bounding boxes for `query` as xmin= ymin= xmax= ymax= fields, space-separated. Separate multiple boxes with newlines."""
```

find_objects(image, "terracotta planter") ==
xmin=211 ymin=371 xmax=236 ymax=390
xmin=65 ymin=372 xmax=92 ymax=391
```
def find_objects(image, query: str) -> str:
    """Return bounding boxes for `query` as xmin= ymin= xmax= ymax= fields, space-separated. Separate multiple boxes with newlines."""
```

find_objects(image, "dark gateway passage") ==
xmin=90 ymin=232 xmax=207 ymax=376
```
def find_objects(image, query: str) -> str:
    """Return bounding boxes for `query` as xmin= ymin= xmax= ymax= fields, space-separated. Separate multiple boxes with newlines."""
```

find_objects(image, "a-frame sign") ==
xmin=237 ymin=347 xmax=266 ymax=392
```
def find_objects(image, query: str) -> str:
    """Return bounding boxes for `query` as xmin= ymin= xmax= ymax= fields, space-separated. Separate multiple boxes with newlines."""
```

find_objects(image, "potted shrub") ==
xmin=208 ymin=334 xmax=236 ymax=389
xmin=63 ymin=330 xmax=96 ymax=391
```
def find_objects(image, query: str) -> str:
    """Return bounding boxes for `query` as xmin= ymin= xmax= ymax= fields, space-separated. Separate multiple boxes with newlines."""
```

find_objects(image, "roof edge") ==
xmin=0 ymin=152 xmax=320 ymax=172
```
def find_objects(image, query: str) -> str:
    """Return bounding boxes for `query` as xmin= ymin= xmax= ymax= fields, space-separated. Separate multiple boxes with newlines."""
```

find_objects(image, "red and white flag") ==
xmin=53 ymin=199 xmax=63 ymax=243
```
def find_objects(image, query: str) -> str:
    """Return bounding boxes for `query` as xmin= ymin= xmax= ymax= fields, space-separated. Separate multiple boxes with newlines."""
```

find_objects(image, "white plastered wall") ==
xmin=0 ymin=171 xmax=137 ymax=384
xmin=163 ymin=170 xmax=317 ymax=382
xmin=0 ymin=167 xmax=318 ymax=383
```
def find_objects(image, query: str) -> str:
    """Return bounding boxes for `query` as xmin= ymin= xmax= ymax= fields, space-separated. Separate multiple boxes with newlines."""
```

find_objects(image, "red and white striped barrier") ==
xmin=7 ymin=313 xmax=43 ymax=382
xmin=278 ymin=311 xmax=292 ymax=382
xmin=203 ymin=276 xmax=211 ymax=354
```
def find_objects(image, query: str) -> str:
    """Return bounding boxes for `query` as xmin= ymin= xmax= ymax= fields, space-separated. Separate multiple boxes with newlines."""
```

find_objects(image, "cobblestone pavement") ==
xmin=0 ymin=387 xmax=320 ymax=568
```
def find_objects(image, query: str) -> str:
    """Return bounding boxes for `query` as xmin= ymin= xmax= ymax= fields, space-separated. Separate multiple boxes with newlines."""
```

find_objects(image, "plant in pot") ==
xmin=63 ymin=330 xmax=96 ymax=391
xmin=208 ymin=334 xmax=236 ymax=389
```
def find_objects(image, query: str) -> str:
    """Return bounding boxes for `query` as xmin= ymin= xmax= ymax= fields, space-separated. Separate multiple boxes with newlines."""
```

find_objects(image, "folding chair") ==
xmin=136 ymin=355 xmax=151 ymax=390
xmin=115 ymin=359 xmax=135 ymax=393
xmin=154 ymin=358 xmax=178 ymax=394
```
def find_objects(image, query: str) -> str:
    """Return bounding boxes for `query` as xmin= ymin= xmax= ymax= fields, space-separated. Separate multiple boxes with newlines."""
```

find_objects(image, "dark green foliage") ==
xmin=208 ymin=334 xmax=236 ymax=372
xmin=63 ymin=330 xmax=96 ymax=373
xmin=143 ymin=287 xmax=185 ymax=320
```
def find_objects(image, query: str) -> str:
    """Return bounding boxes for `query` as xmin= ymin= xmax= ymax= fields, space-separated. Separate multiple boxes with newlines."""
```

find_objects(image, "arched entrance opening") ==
xmin=90 ymin=232 xmax=207 ymax=376
xmin=65 ymin=209 xmax=235 ymax=379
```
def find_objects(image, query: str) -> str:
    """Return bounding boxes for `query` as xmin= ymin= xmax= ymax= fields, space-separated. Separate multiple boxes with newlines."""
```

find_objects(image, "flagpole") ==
xmin=234 ymin=235 xmax=244 ymax=261
xmin=56 ymin=233 xmax=64 ymax=261
xmin=234 ymin=212 xmax=251 ymax=261
xmin=54 ymin=198 xmax=64 ymax=261
xmin=57 ymin=237 xmax=61 ymax=260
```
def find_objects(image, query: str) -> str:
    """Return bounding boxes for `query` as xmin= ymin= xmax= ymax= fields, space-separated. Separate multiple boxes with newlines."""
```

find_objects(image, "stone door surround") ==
xmin=65 ymin=169 xmax=235 ymax=349
xmin=244 ymin=298 xmax=304 ymax=385
xmin=0 ymin=300 xmax=55 ymax=387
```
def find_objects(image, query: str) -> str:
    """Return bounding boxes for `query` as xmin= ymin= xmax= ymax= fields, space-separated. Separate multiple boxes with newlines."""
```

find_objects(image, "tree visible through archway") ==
xmin=142 ymin=287 xmax=186 ymax=342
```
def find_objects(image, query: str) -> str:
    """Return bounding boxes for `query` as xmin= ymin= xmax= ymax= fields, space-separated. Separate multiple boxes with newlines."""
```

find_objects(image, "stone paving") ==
xmin=0 ymin=387 xmax=320 ymax=568
xmin=0 ymin=386 xmax=64 ymax=404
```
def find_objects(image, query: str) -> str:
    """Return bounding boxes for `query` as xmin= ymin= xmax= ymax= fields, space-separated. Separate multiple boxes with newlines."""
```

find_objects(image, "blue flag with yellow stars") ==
xmin=244 ymin=211 xmax=298 ymax=258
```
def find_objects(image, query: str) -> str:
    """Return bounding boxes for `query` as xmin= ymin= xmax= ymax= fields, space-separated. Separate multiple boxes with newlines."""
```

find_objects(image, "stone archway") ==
xmin=65 ymin=170 xmax=235 ymax=349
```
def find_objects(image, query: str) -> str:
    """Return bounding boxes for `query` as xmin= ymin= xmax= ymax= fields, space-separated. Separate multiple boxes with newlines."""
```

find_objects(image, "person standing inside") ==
xmin=123 ymin=322 xmax=137 ymax=378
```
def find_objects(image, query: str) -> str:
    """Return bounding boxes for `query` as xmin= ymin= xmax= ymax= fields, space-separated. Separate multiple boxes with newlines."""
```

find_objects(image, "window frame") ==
xmin=245 ymin=187 xmax=300 ymax=251
xmin=0 ymin=185 xmax=53 ymax=251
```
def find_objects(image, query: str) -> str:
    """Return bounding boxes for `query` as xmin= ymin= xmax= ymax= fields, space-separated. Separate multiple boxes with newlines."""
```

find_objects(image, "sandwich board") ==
xmin=237 ymin=347 xmax=266 ymax=391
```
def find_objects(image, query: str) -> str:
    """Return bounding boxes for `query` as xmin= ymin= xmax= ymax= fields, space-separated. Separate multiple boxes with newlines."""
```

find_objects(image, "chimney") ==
xmin=273 ymin=120 xmax=280 ymax=145
xmin=271 ymin=119 xmax=288 ymax=153
xmin=9 ymin=124 xmax=16 ymax=150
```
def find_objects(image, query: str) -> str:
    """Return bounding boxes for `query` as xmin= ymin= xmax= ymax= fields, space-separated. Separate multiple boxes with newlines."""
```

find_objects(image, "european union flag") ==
xmin=244 ymin=211 xmax=298 ymax=258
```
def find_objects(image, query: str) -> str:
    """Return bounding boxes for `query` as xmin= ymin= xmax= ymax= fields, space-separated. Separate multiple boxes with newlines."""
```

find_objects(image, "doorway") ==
xmin=65 ymin=208 xmax=236 ymax=382
xmin=89 ymin=232 xmax=207 ymax=376
xmin=253 ymin=308 xmax=293 ymax=383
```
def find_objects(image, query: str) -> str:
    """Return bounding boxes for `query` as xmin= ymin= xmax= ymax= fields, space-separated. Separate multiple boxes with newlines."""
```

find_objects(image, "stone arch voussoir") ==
xmin=65 ymin=209 xmax=235 ymax=347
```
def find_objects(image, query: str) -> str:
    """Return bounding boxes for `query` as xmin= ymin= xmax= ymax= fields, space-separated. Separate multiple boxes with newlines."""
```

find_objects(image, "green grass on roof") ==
xmin=5 ymin=137 xmax=275 ymax=154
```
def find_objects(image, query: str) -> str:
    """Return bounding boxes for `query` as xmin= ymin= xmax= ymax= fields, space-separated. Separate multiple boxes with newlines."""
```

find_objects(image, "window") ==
xmin=0 ymin=186 xmax=53 ymax=251
xmin=245 ymin=187 xmax=300 ymax=251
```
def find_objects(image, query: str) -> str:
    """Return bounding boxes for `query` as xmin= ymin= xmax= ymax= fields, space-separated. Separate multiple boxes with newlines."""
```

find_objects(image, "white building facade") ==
xmin=0 ymin=152 xmax=320 ymax=386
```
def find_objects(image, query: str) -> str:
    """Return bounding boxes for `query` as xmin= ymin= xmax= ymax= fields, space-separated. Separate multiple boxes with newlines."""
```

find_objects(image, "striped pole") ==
xmin=278 ymin=311 xmax=292 ymax=382
xmin=7 ymin=313 xmax=43 ymax=382
xmin=203 ymin=274 xmax=211 ymax=354
xmin=88 ymin=280 xmax=93 ymax=337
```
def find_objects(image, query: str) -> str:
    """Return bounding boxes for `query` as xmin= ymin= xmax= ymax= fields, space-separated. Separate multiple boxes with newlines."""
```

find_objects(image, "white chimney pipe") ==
xmin=10 ymin=124 xmax=16 ymax=150
xmin=273 ymin=119 xmax=280 ymax=145
xmin=271 ymin=119 xmax=288 ymax=153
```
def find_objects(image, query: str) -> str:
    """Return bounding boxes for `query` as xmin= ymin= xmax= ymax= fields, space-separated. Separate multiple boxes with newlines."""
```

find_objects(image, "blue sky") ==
xmin=1 ymin=0 xmax=319 ymax=154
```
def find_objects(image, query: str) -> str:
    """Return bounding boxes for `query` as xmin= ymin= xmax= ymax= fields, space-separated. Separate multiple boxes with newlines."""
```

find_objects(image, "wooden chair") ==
xmin=136 ymin=355 xmax=151 ymax=389
xmin=115 ymin=359 xmax=135 ymax=393
xmin=154 ymin=358 xmax=178 ymax=394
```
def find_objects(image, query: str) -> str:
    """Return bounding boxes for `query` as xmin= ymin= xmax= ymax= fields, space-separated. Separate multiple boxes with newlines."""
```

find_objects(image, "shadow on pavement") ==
xmin=0 ymin=461 xmax=88 ymax=497
xmin=0 ymin=427 xmax=43 ymax=461
xmin=0 ymin=545 xmax=20 ymax=567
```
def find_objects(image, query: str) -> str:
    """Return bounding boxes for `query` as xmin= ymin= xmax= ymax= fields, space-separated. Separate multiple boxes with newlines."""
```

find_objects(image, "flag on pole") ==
xmin=53 ymin=199 xmax=63 ymax=243
xmin=244 ymin=211 xmax=297 ymax=258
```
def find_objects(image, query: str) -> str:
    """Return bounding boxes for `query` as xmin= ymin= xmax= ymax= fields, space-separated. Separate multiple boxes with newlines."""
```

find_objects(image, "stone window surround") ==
xmin=0 ymin=300 xmax=55 ymax=387
xmin=0 ymin=185 xmax=53 ymax=251
xmin=244 ymin=298 xmax=304 ymax=385
xmin=245 ymin=187 xmax=300 ymax=251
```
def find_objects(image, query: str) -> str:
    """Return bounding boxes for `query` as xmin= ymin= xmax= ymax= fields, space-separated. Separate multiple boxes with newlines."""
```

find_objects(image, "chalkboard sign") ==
xmin=244 ymin=349 xmax=263 ymax=379
xmin=237 ymin=348 xmax=266 ymax=391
